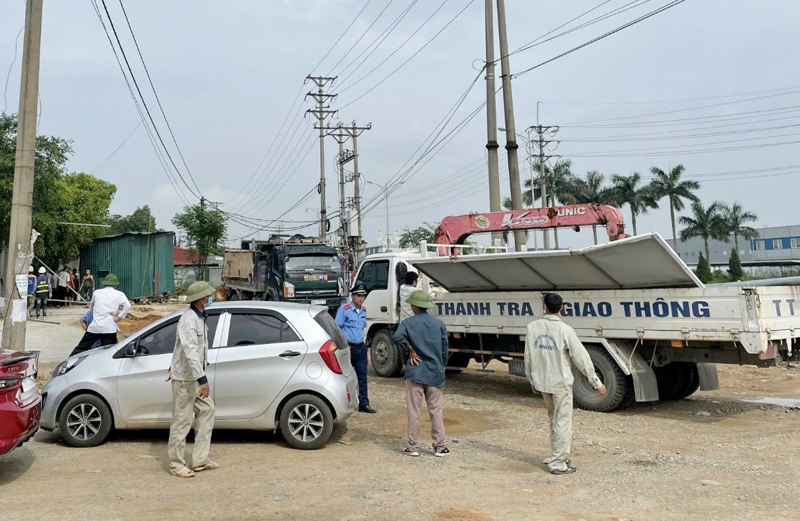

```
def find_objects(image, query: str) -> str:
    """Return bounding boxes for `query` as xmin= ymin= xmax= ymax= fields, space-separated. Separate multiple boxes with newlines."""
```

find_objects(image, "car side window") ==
xmin=137 ymin=320 xmax=178 ymax=356
xmin=206 ymin=314 xmax=220 ymax=346
xmin=224 ymin=313 xmax=300 ymax=347
xmin=359 ymin=260 xmax=390 ymax=292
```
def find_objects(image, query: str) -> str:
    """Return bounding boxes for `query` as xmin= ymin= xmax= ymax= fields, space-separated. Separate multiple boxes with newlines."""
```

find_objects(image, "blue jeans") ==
xmin=350 ymin=343 xmax=369 ymax=408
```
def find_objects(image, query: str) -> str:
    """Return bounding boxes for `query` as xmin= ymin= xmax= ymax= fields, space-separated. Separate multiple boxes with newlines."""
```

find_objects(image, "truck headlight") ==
xmin=284 ymin=281 xmax=295 ymax=299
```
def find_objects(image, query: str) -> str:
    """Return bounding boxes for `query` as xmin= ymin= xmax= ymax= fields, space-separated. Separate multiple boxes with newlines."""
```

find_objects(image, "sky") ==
xmin=2 ymin=0 xmax=800 ymax=251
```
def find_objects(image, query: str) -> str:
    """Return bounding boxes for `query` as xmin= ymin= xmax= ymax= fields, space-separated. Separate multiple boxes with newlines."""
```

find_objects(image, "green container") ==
xmin=79 ymin=232 xmax=175 ymax=300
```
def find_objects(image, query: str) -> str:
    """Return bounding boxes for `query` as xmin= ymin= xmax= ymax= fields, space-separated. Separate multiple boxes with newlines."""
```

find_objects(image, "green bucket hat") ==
xmin=185 ymin=281 xmax=215 ymax=303
xmin=101 ymin=273 xmax=120 ymax=287
xmin=406 ymin=290 xmax=434 ymax=309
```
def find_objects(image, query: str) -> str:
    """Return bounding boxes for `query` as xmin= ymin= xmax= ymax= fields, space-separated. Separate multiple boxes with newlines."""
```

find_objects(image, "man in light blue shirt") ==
xmin=79 ymin=309 xmax=101 ymax=349
xmin=335 ymin=282 xmax=375 ymax=413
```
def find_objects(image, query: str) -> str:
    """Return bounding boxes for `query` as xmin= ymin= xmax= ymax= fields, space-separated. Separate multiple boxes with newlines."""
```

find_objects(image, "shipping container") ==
xmin=80 ymin=232 xmax=175 ymax=300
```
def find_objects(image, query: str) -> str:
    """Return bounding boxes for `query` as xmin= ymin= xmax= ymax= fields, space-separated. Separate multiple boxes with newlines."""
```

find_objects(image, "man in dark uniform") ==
xmin=335 ymin=282 xmax=376 ymax=413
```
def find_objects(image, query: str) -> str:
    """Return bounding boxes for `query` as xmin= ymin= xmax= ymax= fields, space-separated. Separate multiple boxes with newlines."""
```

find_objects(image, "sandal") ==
xmin=169 ymin=467 xmax=195 ymax=478
xmin=192 ymin=460 xmax=220 ymax=472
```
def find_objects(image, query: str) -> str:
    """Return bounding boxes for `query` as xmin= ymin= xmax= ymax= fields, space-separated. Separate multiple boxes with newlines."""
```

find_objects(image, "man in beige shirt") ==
xmin=167 ymin=281 xmax=217 ymax=478
xmin=525 ymin=293 xmax=606 ymax=475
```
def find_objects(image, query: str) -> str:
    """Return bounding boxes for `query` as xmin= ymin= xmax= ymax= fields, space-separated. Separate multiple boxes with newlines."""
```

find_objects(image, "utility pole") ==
xmin=342 ymin=122 xmax=371 ymax=259
xmin=328 ymin=127 xmax=352 ymax=246
xmin=495 ymin=0 xmax=525 ymax=252
xmin=2 ymin=0 xmax=43 ymax=352
xmin=530 ymin=111 xmax=559 ymax=249
xmin=484 ymin=0 xmax=502 ymax=246
xmin=305 ymin=75 xmax=337 ymax=242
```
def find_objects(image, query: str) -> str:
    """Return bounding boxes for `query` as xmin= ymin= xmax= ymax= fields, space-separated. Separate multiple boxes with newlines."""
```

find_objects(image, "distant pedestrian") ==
xmin=335 ymin=282 xmax=376 ymax=413
xmin=69 ymin=274 xmax=130 ymax=356
xmin=66 ymin=267 xmax=76 ymax=307
xmin=26 ymin=266 xmax=36 ymax=317
xmin=393 ymin=290 xmax=450 ymax=457
xmin=167 ymin=281 xmax=218 ymax=478
xmin=398 ymin=271 xmax=419 ymax=322
xmin=34 ymin=267 xmax=51 ymax=318
xmin=57 ymin=267 xmax=70 ymax=307
xmin=524 ymin=293 xmax=607 ymax=475
xmin=81 ymin=269 xmax=94 ymax=302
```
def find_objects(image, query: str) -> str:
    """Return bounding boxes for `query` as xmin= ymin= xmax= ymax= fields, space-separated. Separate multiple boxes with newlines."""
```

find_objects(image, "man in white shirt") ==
xmin=398 ymin=272 xmax=419 ymax=322
xmin=525 ymin=293 xmax=606 ymax=476
xmin=69 ymin=273 xmax=130 ymax=356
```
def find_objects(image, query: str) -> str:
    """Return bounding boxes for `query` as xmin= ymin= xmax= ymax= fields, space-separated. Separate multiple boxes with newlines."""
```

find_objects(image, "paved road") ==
xmin=0 ymin=307 xmax=85 ymax=362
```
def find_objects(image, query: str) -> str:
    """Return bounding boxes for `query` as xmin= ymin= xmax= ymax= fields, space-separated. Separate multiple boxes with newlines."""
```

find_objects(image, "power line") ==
xmin=2 ymin=26 xmax=24 ymax=114
xmin=326 ymin=0 xmax=396 ymax=76
xmin=311 ymin=0 xmax=373 ymax=73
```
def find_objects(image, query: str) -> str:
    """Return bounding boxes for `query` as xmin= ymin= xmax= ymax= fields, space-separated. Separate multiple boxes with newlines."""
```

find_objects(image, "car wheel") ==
xmin=279 ymin=394 xmax=334 ymax=450
xmin=58 ymin=394 xmax=113 ymax=448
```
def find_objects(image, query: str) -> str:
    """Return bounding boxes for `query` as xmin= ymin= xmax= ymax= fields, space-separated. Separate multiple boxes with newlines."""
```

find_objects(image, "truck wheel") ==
xmin=228 ymin=292 xmax=240 ymax=301
xmin=370 ymin=330 xmax=402 ymax=377
xmin=655 ymin=362 xmax=699 ymax=400
xmin=572 ymin=344 xmax=630 ymax=412
xmin=445 ymin=353 xmax=471 ymax=375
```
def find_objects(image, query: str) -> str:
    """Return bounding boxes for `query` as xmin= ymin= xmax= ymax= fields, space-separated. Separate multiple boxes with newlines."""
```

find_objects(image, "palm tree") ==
xmin=560 ymin=171 xmax=615 ymax=244
xmin=610 ymin=173 xmax=659 ymax=235
xmin=719 ymin=201 xmax=759 ymax=251
xmin=679 ymin=201 xmax=728 ymax=261
xmin=650 ymin=165 xmax=700 ymax=250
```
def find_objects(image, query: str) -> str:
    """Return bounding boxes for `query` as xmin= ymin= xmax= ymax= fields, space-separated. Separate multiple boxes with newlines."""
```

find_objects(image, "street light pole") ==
xmin=366 ymin=179 xmax=397 ymax=249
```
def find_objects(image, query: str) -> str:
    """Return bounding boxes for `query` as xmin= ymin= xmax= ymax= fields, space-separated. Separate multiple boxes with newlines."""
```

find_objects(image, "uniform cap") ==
xmin=101 ymin=273 xmax=120 ymax=286
xmin=185 ymin=281 xmax=215 ymax=303
xmin=350 ymin=282 xmax=367 ymax=295
xmin=38 ymin=267 xmax=46 ymax=274
xmin=406 ymin=290 xmax=434 ymax=309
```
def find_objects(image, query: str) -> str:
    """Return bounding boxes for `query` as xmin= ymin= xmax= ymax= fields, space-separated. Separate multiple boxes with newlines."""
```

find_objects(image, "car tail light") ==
xmin=0 ymin=378 xmax=21 ymax=391
xmin=319 ymin=340 xmax=342 ymax=375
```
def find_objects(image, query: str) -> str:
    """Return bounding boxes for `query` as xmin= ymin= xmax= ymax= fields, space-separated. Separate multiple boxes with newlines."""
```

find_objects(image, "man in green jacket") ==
xmin=392 ymin=290 xmax=450 ymax=458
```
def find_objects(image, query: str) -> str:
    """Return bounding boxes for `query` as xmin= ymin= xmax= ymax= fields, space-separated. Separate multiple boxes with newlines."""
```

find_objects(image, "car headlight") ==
xmin=53 ymin=356 xmax=88 ymax=378
xmin=284 ymin=281 xmax=295 ymax=299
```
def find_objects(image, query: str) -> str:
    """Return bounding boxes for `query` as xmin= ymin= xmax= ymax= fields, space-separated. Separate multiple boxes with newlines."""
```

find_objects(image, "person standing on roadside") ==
xmin=26 ymin=266 xmax=36 ymax=317
xmin=34 ymin=267 xmax=51 ymax=318
xmin=393 ymin=290 xmax=450 ymax=457
xmin=398 ymin=271 xmax=419 ymax=323
xmin=524 ymin=293 xmax=607 ymax=476
xmin=335 ymin=282 xmax=376 ymax=413
xmin=69 ymin=274 xmax=130 ymax=356
xmin=167 ymin=281 xmax=218 ymax=478
xmin=81 ymin=268 xmax=95 ymax=302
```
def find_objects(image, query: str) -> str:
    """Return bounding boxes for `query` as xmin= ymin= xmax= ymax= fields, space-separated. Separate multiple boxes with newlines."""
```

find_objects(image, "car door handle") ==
xmin=381 ymin=306 xmax=388 ymax=312
xmin=279 ymin=350 xmax=302 ymax=358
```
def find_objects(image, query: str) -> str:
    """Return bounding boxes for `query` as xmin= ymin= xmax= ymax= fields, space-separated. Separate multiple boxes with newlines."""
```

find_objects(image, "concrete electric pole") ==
xmin=305 ymin=75 xmax=337 ymax=242
xmin=484 ymin=0 xmax=502 ymax=246
xmin=531 ymin=112 xmax=559 ymax=249
xmin=327 ymin=127 xmax=351 ymax=245
xmin=2 ymin=0 xmax=44 ymax=352
xmin=342 ymin=122 xmax=371 ymax=259
xmin=495 ymin=0 xmax=525 ymax=252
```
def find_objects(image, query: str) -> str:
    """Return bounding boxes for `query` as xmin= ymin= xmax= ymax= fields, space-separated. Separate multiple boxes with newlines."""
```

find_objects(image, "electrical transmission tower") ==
xmin=305 ymin=75 xmax=337 ymax=242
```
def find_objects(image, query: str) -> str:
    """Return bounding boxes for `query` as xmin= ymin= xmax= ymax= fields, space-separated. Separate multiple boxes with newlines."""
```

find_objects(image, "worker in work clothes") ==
xmin=392 ymin=290 xmax=450 ymax=457
xmin=167 ymin=281 xmax=218 ymax=478
xmin=69 ymin=274 xmax=130 ymax=356
xmin=26 ymin=266 xmax=36 ymax=317
xmin=398 ymin=271 xmax=419 ymax=322
xmin=524 ymin=292 xmax=607 ymax=475
xmin=335 ymin=282 xmax=376 ymax=413
xmin=34 ymin=267 xmax=51 ymax=318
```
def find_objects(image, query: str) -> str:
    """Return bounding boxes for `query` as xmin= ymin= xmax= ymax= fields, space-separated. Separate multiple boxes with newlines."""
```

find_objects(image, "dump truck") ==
xmin=353 ymin=204 xmax=800 ymax=412
xmin=221 ymin=234 xmax=345 ymax=312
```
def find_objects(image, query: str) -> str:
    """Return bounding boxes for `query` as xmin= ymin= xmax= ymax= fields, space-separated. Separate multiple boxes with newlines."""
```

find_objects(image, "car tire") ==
xmin=370 ymin=329 xmax=403 ymax=377
xmin=572 ymin=344 xmax=630 ymax=412
xmin=58 ymin=394 xmax=113 ymax=448
xmin=279 ymin=394 xmax=334 ymax=450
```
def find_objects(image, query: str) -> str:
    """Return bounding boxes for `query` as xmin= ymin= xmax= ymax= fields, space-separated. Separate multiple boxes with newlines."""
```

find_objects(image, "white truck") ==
xmin=354 ymin=206 xmax=800 ymax=412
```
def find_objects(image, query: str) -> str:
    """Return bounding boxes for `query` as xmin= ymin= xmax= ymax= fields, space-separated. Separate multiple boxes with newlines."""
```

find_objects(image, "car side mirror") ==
xmin=124 ymin=343 xmax=137 ymax=357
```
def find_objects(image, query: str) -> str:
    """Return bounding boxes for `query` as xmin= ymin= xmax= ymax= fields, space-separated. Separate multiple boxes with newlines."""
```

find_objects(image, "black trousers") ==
xmin=70 ymin=332 xmax=118 ymax=357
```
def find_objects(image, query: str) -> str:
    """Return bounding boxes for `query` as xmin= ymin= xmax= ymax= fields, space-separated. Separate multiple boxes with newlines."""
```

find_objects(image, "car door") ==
xmin=358 ymin=259 xmax=391 ymax=323
xmin=116 ymin=313 xmax=220 ymax=426
xmin=213 ymin=310 xmax=307 ymax=421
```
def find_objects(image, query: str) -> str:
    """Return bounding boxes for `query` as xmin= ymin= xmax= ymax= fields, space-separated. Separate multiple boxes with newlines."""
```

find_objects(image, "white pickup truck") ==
xmin=354 ymin=233 xmax=800 ymax=412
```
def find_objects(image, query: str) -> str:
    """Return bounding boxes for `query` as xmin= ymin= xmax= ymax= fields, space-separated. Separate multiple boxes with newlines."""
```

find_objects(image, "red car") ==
xmin=0 ymin=350 xmax=41 ymax=455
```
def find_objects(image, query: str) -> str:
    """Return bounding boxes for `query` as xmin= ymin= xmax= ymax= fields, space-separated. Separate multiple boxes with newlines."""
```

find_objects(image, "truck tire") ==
xmin=228 ymin=292 xmax=239 ymax=301
xmin=370 ymin=329 xmax=403 ymax=377
xmin=572 ymin=344 xmax=630 ymax=412
xmin=655 ymin=362 xmax=700 ymax=401
xmin=445 ymin=353 xmax=471 ymax=375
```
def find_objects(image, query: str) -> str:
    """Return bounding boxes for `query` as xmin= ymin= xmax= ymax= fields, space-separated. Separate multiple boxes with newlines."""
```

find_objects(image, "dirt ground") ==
xmin=2 ymin=309 xmax=800 ymax=520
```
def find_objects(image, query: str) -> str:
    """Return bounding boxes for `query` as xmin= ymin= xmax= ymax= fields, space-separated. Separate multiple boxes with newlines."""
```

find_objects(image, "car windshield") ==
xmin=285 ymin=255 xmax=341 ymax=272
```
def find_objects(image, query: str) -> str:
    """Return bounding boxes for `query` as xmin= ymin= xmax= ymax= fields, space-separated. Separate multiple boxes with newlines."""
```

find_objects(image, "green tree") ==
xmin=728 ymin=247 xmax=744 ymax=281
xmin=610 ymin=172 xmax=659 ymax=235
xmin=558 ymin=171 xmax=616 ymax=244
xmin=719 ymin=201 xmax=759 ymax=252
xmin=695 ymin=252 xmax=712 ymax=283
xmin=679 ymin=200 xmax=728 ymax=261
xmin=650 ymin=164 xmax=700 ymax=250
xmin=0 ymin=114 xmax=116 ymax=267
xmin=172 ymin=204 xmax=227 ymax=280
xmin=399 ymin=223 xmax=436 ymax=249
xmin=108 ymin=205 xmax=158 ymax=235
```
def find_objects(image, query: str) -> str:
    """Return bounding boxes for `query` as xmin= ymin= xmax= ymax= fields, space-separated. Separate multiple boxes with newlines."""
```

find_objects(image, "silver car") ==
xmin=40 ymin=302 xmax=358 ymax=450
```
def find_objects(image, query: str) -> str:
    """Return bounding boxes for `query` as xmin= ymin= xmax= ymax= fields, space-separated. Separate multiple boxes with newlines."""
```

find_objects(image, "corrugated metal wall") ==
xmin=80 ymin=232 xmax=175 ymax=300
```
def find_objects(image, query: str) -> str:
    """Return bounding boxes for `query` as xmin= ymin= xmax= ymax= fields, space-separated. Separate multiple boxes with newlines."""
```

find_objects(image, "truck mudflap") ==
xmin=696 ymin=363 xmax=719 ymax=391
xmin=597 ymin=339 xmax=659 ymax=403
